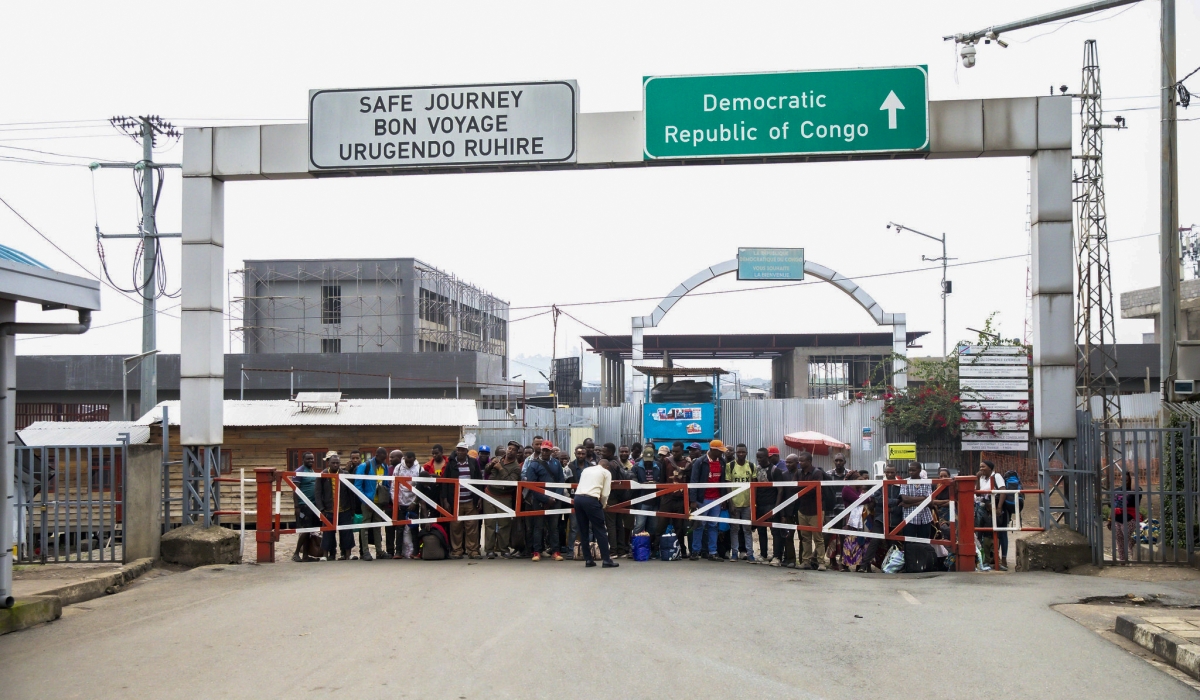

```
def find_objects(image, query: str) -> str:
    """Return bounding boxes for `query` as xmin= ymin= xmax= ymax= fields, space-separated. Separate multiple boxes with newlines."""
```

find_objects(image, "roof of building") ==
xmin=139 ymin=399 xmax=479 ymax=428
xmin=17 ymin=421 xmax=150 ymax=446
xmin=583 ymin=332 xmax=929 ymax=360
xmin=0 ymin=244 xmax=49 ymax=270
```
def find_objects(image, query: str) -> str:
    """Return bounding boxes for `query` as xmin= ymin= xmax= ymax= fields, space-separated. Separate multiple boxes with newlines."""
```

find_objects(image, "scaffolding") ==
xmin=415 ymin=263 xmax=507 ymax=357
xmin=229 ymin=261 xmax=406 ymax=354
xmin=228 ymin=259 xmax=509 ymax=362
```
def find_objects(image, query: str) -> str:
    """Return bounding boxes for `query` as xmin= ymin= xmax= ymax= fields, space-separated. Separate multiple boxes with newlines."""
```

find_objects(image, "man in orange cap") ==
xmin=688 ymin=439 xmax=728 ymax=561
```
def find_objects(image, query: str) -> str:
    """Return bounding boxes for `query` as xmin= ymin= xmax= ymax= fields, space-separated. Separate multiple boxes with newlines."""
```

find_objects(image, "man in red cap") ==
xmin=688 ymin=439 xmax=728 ymax=560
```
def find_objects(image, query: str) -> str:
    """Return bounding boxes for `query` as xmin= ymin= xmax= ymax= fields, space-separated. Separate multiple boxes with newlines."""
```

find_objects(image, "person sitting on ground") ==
xmin=292 ymin=451 xmax=322 ymax=562
xmin=839 ymin=470 xmax=866 ymax=572
xmin=573 ymin=458 xmax=618 ymax=568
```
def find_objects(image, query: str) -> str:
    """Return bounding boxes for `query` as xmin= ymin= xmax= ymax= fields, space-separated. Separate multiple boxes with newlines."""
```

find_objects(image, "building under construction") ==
xmin=231 ymin=258 xmax=509 ymax=369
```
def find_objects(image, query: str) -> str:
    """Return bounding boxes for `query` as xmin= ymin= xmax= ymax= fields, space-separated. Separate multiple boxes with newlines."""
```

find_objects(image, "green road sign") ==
xmin=644 ymin=66 xmax=928 ymax=160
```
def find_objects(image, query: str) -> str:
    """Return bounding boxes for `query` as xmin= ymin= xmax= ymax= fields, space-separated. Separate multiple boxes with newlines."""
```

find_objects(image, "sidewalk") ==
xmin=1117 ymin=612 xmax=1200 ymax=682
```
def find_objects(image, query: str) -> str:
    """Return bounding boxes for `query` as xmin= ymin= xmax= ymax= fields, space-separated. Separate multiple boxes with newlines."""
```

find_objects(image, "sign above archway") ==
xmin=643 ymin=66 xmax=928 ymax=159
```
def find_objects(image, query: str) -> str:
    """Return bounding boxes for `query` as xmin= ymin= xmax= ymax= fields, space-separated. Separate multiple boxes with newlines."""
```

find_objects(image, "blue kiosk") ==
xmin=637 ymin=366 xmax=728 ymax=448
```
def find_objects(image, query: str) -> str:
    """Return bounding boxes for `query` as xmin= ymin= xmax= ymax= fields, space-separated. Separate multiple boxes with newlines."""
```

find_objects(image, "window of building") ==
xmin=321 ymin=285 xmax=341 ymax=325
xmin=419 ymin=287 xmax=449 ymax=326
xmin=321 ymin=338 xmax=341 ymax=353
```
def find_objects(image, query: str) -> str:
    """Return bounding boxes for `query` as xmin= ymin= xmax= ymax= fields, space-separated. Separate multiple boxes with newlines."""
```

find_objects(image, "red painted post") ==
xmin=954 ymin=475 xmax=975 ymax=571
xmin=255 ymin=468 xmax=277 ymax=563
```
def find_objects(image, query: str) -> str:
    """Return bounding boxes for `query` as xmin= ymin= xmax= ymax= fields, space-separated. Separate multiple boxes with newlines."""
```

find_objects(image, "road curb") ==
xmin=1116 ymin=614 xmax=1200 ymax=681
xmin=0 ymin=557 xmax=156 ymax=635
xmin=0 ymin=596 xmax=62 ymax=635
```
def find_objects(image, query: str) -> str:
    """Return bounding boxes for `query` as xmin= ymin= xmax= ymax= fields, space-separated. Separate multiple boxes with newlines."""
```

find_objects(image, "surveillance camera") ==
xmin=960 ymin=43 xmax=976 ymax=68
xmin=1059 ymin=85 xmax=1069 ymax=94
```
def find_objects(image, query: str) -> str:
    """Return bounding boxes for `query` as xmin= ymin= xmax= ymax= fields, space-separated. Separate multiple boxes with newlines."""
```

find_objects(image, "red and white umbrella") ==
xmin=782 ymin=431 xmax=851 ymax=456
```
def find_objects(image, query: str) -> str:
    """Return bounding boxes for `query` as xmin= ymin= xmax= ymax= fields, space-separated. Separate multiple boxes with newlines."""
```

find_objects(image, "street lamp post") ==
xmin=888 ymin=222 xmax=954 ymax=357
xmin=122 ymin=349 xmax=159 ymax=421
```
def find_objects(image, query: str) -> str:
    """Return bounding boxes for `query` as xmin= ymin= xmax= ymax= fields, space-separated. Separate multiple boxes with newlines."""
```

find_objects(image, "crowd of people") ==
xmin=288 ymin=436 xmax=1002 ymax=571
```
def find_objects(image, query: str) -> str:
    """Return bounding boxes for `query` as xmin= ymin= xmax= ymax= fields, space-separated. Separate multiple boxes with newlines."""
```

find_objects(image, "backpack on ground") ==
xmin=659 ymin=532 xmax=680 ymax=561
xmin=903 ymin=542 xmax=936 ymax=573
xmin=419 ymin=523 xmax=449 ymax=560
xmin=1002 ymin=470 xmax=1025 ymax=514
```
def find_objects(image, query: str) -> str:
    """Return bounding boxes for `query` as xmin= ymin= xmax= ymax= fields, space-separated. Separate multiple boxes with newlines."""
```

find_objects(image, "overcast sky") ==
xmin=2 ymin=1 xmax=1197 ymax=382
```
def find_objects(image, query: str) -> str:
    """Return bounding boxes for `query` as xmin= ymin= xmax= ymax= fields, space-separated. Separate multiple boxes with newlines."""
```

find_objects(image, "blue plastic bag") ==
xmin=632 ymin=533 xmax=651 ymax=561
xmin=718 ymin=510 xmax=730 ymax=532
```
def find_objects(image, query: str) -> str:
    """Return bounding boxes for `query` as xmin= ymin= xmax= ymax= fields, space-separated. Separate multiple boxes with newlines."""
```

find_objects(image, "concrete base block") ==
xmin=1015 ymin=526 xmax=1091 ymax=572
xmin=160 ymin=525 xmax=241 ymax=567
xmin=0 ymin=596 xmax=62 ymax=635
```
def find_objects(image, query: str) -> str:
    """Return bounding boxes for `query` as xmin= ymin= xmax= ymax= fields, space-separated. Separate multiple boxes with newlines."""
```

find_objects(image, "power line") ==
xmin=506 ymin=232 xmax=1160 ymax=314
xmin=0 ymin=192 xmax=180 ymax=318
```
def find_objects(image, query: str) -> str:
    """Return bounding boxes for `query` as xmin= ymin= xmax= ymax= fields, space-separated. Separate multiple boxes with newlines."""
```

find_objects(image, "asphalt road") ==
xmin=2 ymin=559 xmax=1198 ymax=700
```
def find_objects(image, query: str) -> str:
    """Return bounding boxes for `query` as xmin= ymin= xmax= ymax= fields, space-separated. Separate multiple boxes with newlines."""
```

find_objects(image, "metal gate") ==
xmin=13 ymin=442 xmax=126 ymax=563
xmin=1085 ymin=419 xmax=1195 ymax=565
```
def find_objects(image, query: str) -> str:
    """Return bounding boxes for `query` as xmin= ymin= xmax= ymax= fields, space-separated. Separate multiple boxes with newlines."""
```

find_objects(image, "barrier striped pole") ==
xmin=255 ymin=468 xmax=277 ymax=563
xmin=954 ymin=476 xmax=975 ymax=572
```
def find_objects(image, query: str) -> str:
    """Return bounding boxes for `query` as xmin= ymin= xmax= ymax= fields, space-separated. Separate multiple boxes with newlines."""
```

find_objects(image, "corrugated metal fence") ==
xmin=477 ymin=399 xmax=887 ymax=469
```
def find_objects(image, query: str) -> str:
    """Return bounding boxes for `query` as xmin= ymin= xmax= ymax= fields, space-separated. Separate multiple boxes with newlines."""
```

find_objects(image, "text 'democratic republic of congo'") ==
xmin=643 ymin=67 xmax=928 ymax=160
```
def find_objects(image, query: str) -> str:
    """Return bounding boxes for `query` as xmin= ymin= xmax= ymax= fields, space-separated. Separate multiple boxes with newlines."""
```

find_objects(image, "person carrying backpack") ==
xmin=975 ymin=460 xmax=1008 ymax=571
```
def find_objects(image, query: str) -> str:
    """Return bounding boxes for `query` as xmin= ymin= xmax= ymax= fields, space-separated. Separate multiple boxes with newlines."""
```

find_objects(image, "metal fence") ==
xmin=477 ymin=398 xmax=887 ymax=469
xmin=13 ymin=443 xmax=126 ymax=563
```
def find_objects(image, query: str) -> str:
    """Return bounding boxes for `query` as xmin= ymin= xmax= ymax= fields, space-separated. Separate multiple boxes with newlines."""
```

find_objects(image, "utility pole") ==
xmin=1160 ymin=0 xmax=1179 ymax=400
xmin=139 ymin=117 xmax=158 ymax=417
xmin=97 ymin=115 xmax=181 ymax=417
xmin=888 ymin=222 xmax=953 ymax=356
xmin=1074 ymin=40 xmax=1124 ymax=428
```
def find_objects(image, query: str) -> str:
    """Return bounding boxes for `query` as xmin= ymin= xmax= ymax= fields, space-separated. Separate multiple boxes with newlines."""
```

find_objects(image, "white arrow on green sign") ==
xmin=643 ymin=66 xmax=928 ymax=160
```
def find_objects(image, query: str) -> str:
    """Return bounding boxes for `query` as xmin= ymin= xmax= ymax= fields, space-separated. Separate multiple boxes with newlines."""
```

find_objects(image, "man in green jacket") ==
xmin=724 ymin=443 xmax=757 ymax=562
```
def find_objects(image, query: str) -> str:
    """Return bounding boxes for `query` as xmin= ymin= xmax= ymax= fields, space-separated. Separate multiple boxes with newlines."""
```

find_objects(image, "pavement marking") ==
xmin=898 ymin=589 xmax=920 ymax=605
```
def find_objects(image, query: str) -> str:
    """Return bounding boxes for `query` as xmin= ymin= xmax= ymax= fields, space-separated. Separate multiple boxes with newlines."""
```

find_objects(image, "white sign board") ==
xmin=957 ymin=344 xmax=1031 ymax=452
xmin=309 ymin=81 xmax=577 ymax=171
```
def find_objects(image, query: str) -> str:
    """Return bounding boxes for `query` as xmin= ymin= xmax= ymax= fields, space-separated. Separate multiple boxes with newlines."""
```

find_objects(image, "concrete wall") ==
xmin=123 ymin=444 xmax=161 ymax=562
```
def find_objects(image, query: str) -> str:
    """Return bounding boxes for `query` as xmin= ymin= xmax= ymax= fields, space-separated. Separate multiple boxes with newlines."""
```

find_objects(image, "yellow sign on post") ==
xmin=887 ymin=443 xmax=917 ymax=461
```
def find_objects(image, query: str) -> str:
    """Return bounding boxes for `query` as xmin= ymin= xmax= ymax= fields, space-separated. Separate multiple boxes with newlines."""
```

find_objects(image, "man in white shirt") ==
xmin=392 ymin=450 xmax=422 ymax=558
xmin=573 ymin=459 xmax=619 ymax=568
